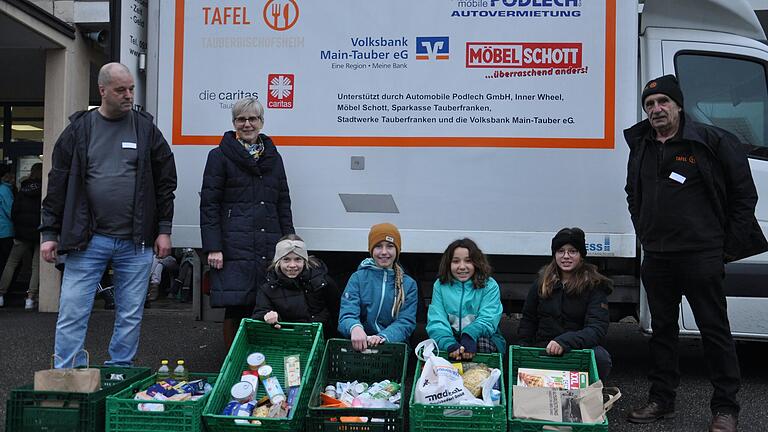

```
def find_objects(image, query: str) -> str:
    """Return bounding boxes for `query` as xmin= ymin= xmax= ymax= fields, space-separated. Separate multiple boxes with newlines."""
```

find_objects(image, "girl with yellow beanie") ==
xmin=338 ymin=223 xmax=418 ymax=351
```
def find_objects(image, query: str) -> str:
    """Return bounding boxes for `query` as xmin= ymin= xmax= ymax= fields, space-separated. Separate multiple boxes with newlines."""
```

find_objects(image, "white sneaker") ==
xmin=25 ymin=298 xmax=35 ymax=310
xmin=0 ymin=295 xmax=4 ymax=307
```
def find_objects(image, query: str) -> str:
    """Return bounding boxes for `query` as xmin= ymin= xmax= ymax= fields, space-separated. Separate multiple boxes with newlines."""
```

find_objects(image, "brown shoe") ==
xmin=626 ymin=401 xmax=675 ymax=424
xmin=709 ymin=413 xmax=737 ymax=432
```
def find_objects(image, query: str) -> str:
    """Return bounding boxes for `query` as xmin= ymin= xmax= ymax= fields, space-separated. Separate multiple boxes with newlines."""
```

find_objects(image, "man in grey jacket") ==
xmin=40 ymin=63 xmax=177 ymax=368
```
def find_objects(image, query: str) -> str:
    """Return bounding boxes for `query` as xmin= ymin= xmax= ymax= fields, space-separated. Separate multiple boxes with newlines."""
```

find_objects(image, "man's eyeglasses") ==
xmin=555 ymin=248 xmax=580 ymax=257
xmin=234 ymin=116 xmax=262 ymax=125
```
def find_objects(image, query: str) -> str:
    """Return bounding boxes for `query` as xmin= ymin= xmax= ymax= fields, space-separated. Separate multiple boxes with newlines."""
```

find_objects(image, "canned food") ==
xmin=257 ymin=365 xmax=273 ymax=379
xmin=324 ymin=385 xmax=337 ymax=399
xmin=247 ymin=352 xmax=266 ymax=370
xmin=230 ymin=381 xmax=254 ymax=404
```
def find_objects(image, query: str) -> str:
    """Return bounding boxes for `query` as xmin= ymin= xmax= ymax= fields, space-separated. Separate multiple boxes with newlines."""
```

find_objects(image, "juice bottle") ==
xmin=173 ymin=359 xmax=189 ymax=382
xmin=157 ymin=359 xmax=171 ymax=382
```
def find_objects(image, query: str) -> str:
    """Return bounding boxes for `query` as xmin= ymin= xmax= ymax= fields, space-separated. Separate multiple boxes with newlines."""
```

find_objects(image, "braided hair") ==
xmin=392 ymin=263 xmax=405 ymax=317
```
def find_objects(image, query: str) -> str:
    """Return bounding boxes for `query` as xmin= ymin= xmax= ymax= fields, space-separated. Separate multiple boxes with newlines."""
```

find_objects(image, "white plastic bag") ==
xmin=414 ymin=339 xmax=499 ymax=406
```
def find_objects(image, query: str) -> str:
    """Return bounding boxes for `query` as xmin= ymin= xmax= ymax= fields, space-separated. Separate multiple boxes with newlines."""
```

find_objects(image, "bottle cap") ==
xmin=161 ymin=360 xmax=168 ymax=365
xmin=257 ymin=365 xmax=272 ymax=378
xmin=177 ymin=360 xmax=185 ymax=365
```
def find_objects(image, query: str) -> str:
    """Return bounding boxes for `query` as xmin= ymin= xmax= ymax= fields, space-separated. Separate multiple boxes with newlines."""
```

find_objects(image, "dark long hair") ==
xmin=437 ymin=238 xmax=493 ymax=288
xmin=538 ymin=255 xmax=611 ymax=298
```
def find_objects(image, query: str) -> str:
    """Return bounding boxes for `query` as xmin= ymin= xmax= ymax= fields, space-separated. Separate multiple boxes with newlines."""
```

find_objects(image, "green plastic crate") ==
xmin=5 ymin=366 xmax=152 ymax=432
xmin=409 ymin=352 xmax=507 ymax=432
xmin=507 ymin=345 xmax=607 ymax=432
xmin=307 ymin=339 xmax=408 ymax=431
xmin=202 ymin=319 xmax=324 ymax=431
xmin=105 ymin=372 xmax=218 ymax=432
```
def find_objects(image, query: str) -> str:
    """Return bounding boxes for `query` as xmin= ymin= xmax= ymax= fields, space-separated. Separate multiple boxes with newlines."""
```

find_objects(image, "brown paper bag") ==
xmin=33 ymin=352 xmax=101 ymax=393
xmin=512 ymin=380 xmax=620 ymax=424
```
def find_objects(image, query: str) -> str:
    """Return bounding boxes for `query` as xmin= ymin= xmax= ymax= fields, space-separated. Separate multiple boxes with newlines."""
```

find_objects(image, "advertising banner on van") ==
xmin=172 ymin=0 xmax=615 ymax=147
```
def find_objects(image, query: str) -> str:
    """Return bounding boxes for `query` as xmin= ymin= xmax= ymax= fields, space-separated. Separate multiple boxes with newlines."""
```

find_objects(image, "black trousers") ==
xmin=641 ymin=250 xmax=740 ymax=415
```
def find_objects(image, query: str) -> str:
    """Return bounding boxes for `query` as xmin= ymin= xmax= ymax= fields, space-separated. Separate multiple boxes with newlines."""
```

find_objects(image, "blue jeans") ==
xmin=54 ymin=234 xmax=154 ymax=368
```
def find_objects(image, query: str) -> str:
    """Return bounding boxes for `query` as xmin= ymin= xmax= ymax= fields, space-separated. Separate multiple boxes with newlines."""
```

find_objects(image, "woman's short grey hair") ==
xmin=231 ymin=98 xmax=265 ymax=121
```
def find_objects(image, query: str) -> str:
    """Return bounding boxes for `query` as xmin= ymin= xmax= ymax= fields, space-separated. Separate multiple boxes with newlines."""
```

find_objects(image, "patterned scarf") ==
xmin=238 ymin=135 xmax=264 ymax=159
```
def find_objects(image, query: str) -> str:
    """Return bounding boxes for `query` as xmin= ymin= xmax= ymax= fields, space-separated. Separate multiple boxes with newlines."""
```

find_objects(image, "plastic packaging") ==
xmin=480 ymin=368 xmax=502 ymax=406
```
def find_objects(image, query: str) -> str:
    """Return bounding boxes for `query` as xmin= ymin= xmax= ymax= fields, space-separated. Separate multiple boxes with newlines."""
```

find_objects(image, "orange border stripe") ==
xmin=172 ymin=1 xmax=617 ymax=149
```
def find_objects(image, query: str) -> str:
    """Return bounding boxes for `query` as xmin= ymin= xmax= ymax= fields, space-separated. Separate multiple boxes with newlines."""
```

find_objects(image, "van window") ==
xmin=676 ymin=54 xmax=768 ymax=158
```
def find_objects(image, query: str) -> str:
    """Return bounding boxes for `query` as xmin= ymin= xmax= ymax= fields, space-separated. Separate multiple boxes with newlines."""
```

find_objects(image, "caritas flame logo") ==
xmin=267 ymin=74 xmax=294 ymax=109
xmin=466 ymin=42 xmax=582 ymax=68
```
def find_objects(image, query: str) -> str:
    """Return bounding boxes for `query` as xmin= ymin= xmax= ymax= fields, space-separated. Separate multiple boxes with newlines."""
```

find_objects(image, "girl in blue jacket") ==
xmin=427 ymin=238 xmax=506 ymax=360
xmin=338 ymin=223 xmax=418 ymax=351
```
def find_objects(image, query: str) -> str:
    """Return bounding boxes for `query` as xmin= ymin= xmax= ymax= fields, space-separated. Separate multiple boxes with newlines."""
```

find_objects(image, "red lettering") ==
xmin=202 ymin=6 xmax=251 ymax=25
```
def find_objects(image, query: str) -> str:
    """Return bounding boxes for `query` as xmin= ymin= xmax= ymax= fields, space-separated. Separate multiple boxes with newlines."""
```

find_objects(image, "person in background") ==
xmin=518 ymin=227 xmax=613 ymax=381
xmin=624 ymin=75 xmax=767 ymax=431
xmin=200 ymin=97 xmax=294 ymax=350
xmin=0 ymin=167 xmax=15 ymax=306
xmin=147 ymin=254 xmax=178 ymax=304
xmin=338 ymin=223 xmax=418 ymax=351
xmin=252 ymin=234 xmax=336 ymax=338
xmin=40 ymin=62 xmax=177 ymax=368
xmin=0 ymin=162 xmax=42 ymax=309
xmin=426 ymin=238 xmax=505 ymax=360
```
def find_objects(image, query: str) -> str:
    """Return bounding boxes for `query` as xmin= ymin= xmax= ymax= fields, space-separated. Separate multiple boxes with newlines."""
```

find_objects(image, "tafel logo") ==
xmin=466 ymin=42 xmax=582 ymax=68
xmin=416 ymin=37 xmax=450 ymax=60
xmin=263 ymin=0 xmax=299 ymax=31
xmin=268 ymin=74 xmax=294 ymax=109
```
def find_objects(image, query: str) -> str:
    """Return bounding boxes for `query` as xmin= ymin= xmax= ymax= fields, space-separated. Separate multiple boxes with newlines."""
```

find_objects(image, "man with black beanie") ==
xmin=623 ymin=74 xmax=767 ymax=432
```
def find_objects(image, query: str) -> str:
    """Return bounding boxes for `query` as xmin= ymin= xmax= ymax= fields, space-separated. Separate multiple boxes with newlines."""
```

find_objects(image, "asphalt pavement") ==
xmin=1 ymin=303 xmax=767 ymax=431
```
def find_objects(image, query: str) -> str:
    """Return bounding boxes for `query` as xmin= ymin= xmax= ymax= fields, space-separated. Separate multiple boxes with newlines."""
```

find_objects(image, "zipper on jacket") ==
xmin=374 ymin=271 xmax=387 ymax=333
xmin=228 ymin=209 xmax=232 ymax=218
xmin=458 ymin=281 xmax=466 ymax=335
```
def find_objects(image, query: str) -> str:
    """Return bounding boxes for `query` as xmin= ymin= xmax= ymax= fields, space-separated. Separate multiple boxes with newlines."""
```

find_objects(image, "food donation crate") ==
xmin=105 ymin=372 xmax=218 ymax=432
xmin=507 ymin=345 xmax=607 ymax=432
xmin=307 ymin=338 xmax=408 ymax=431
xmin=5 ymin=366 xmax=151 ymax=432
xmin=201 ymin=319 xmax=323 ymax=431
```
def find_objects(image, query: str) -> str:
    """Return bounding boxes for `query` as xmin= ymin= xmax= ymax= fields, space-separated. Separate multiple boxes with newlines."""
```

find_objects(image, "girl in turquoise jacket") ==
xmin=427 ymin=238 xmax=506 ymax=360
xmin=338 ymin=223 xmax=418 ymax=351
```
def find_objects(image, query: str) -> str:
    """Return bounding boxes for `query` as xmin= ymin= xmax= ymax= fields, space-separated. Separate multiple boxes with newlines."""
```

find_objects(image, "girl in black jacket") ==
xmin=518 ymin=227 xmax=613 ymax=381
xmin=252 ymin=235 xmax=336 ymax=338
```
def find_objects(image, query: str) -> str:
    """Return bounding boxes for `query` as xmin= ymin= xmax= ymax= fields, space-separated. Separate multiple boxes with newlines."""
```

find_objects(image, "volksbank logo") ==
xmin=416 ymin=37 xmax=449 ymax=61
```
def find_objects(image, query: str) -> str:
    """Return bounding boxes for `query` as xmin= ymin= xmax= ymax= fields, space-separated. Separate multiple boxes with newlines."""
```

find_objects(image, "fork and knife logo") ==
xmin=263 ymin=0 xmax=299 ymax=31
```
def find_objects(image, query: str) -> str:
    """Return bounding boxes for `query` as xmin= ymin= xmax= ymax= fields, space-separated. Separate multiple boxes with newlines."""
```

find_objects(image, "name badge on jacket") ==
xmin=122 ymin=142 xmax=137 ymax=149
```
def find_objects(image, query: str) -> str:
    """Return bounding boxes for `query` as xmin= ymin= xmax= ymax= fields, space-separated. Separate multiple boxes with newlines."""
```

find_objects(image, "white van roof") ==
xmin=642 ymin=0 xmax=766 ymax=40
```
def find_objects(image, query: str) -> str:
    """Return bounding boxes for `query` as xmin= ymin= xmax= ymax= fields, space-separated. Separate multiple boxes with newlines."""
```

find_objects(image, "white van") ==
xmin=146 ymin=0 xmax=768 ymax=338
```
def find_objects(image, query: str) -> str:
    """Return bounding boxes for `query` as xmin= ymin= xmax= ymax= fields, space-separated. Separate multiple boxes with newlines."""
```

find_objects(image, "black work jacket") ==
xmin=624 ymin=115 xmax=767 ymax=262
xmin=39 ymin=109 xmax=177 ymax=252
